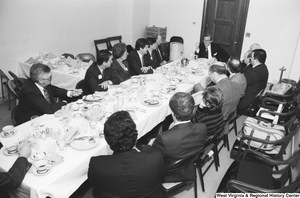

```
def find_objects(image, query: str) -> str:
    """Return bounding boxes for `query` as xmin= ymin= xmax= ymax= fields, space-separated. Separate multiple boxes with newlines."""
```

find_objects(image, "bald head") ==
xmin=250 ymin=43 xmax=261 ymax=51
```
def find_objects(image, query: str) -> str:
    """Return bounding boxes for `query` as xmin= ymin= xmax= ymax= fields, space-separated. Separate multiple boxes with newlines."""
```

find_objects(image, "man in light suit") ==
xmin=127 ymin=38 xmax=154 ymax=76
xmin=227 ymin=57 xmax=247 ymax=97
xmin=88 ymin=111 xmax=166 ymax=198
xmin=238 ymin=49 xmax=269 ymax=112
xmin=195 ymin=33 xmax=229 ymax=62
xmin=193 ymin=62 xmax=242 ymax=120
xmin=16 ymin=63 xmax=82 ymax=125
xmin=83 ymin=50 xmax=113 ymax=94
xmin=152 ymin=92 xmax=207 ymax=166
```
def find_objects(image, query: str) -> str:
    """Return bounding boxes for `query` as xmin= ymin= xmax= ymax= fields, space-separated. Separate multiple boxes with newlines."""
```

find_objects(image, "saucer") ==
xmin=73 ymin=112 xmax=84 ymax=118
xmin=128 ymin=97 xmax=138 ymax=102
xmin=3 ymin=148 xmax=18 ymax=156
xmin=32 ymin=167 xmax=51 ymax=176
xmin=31 ymin=150 xmax=48 ymax=161
xmin=0 ymin=129 xmax=17 ymax=138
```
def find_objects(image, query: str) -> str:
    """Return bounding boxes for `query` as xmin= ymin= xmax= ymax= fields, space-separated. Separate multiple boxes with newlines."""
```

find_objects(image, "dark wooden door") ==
xmin=200 ymin=0 xmax=249 ymax=58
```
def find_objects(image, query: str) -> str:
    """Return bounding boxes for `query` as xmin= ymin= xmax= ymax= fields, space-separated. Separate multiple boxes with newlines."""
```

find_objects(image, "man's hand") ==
xmin=141 ymin=66 xmax=151 ymax=73
xmin=98 ymin=81 xmax=111 ymax=89
xmin=71 ymin=89 xmax=82 ymax=97
xmin=18 ymin=138 xmax=32 ymax=158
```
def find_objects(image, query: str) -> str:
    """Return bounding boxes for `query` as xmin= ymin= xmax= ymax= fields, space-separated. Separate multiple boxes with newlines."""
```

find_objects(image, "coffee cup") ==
xmin=34 ymin=160 xmax=50 ymax=174
xmin=71 ymin=104 xmax=79 ymax=111
xmin=2 ymin=125 xmax=14 ymax=136
xmin=5 ymin=141 xmax=18 ymax=154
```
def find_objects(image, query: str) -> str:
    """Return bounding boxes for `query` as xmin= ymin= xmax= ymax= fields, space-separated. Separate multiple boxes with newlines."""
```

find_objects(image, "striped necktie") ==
xmin=43 ymin=88 xmax=51 ymax=104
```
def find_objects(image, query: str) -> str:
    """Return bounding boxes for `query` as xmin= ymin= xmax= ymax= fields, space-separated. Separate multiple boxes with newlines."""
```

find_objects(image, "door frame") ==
xmin=200 ymin=0 xmax=250 ymax=58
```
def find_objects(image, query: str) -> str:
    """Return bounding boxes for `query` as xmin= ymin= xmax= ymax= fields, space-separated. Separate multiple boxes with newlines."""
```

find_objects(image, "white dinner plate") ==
xmin=83 ymin=95 xmax=102 ymax=102
xmin=69 ymin=136 xmax=100 ymax=150
xmin=72 ymin=112 xmax=84 ymax=118
xmin=141 ymin=98 xmax=162 ymax=107
xmin=0 ymin=129 xmax=17 ymax=138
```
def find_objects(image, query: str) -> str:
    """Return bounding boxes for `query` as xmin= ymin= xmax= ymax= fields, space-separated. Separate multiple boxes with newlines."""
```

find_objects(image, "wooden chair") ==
xmin=107 ymin=36 xmax=122 ymax=51
xmin=162 ymin=152 xmax=200 ymax=198
xmin=221 ymin=149 xmax=300 ymax=193
xmin=230 ymin=116 xmax=299 ymax=161
xmin=94 ymin=38 xmax=109 ymax=58
xmin=11 ymin=104 xmax=19 ymax=126
xmin=8 ymin=71 xmax=26 ymax=88
xmin=7 ymin=80 xmax=20 ymax=106
xmin=0 ymin=69 xmax=12 ymax=110
xmin=61 ymin=53 xmax=75 ymax=59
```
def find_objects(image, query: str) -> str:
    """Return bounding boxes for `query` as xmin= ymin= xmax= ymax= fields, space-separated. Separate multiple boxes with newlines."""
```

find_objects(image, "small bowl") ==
xmin=2 ymin=125 xmax=14 ymax=136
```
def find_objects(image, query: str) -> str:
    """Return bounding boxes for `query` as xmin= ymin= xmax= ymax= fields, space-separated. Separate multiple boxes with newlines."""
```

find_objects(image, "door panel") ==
xmin=201 ymin=0 xmax=249 ymax=58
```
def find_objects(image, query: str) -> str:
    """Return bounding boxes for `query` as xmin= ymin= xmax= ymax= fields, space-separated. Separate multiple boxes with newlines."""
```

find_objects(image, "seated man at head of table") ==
xmin=193 ymin=62 xmax=242 ymax=120
xmin=83 ymin=50 xmax=114 ymax=95
xmin=153 ymin=34 xmax=168 ymax=66
xmin=0 ymin=139 xmax=32 ymax=198
xmin=16 ymin=63 xmax=82 ymax=125
xmin=152 ymin=92 xmax=207 ymax=168
xmin=127 ymin=38 xmax=154 ymax=76
xmin=88 ymin=111 xmax=166 ymax=198
xmin=195 ymin=33 xmax=229 ymax=62
xmin=237 ymin=49 xmax=269 ymax=113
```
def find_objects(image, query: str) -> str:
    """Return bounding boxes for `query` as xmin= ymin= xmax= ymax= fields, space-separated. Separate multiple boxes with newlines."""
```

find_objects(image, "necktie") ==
xmin=157 ymin=49 xmax=162 ymax=62
xmin=205 ymin=48 xmax=208 ymax=58
xmin=43 ymin=88 xmax=51 ymax=104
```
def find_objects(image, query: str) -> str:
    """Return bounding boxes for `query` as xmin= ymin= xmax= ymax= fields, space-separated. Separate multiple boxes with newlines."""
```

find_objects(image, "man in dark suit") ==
xmin=195 ymin=34 xmax=229 ymax=62
xmin=16 ymin=63 xmax=82 ymax=125
xmin=83 ymin=50 xmax=113 ymax=94
xmin=88 ymin=111 xmax=166 ymax=198
xmin=145 ymin=37 xmax=160 ymax=69
xmin=237 ymin=49 xmax=269 ymax=112
xmin=152 ymin=92 xmax=207 ymax=167
xmin=193 ymin=62 xmax=242 ymax=120
xmin=0 ymin=139 xmax=32 ymax=198
xmin=241 ymin=43 xmax=261 ymax=73
xmin=154 ymin=34 xmax=168 ymax=66
xmin=127 ymin=38 xmax=154 ymax=76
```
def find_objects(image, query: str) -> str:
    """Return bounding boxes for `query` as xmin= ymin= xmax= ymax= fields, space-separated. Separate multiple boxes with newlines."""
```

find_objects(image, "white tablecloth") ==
xmin=1 ymin=60 xmax=209 ymax=198
xmin=18 ymin=62 xmax=86 ymax=90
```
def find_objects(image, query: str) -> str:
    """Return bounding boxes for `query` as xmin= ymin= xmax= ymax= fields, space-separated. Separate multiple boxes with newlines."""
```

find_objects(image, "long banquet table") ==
xmin=1 ymin=59 xmax=209 ymax=198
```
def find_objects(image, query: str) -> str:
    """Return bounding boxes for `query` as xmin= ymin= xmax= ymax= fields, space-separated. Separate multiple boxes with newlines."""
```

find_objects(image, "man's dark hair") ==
xmin=252 ymin=49 xmax=267 ymax=64
xmin=135 ymin=38 xmax=149 ymax=50
xmin=104 ymin=111 xmax=137 ymax=152
xmin=96 ymin=50 xmax=112 ymax=65
xmin=169 ymin=92 xmax=195 ymax=121
xmin=112 ymin=43 xmax=127 ymax=59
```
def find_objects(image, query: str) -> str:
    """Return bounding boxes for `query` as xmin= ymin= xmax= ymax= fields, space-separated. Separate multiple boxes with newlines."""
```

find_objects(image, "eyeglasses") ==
xmin=203 ymin=39 xmax=211 ymax=42
xmin=40 ymin=75 xmax=52 ymax=81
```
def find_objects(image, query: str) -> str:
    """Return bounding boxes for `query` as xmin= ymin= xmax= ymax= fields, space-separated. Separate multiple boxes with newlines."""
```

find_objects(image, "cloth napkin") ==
xmin=46 ymin=152 xmax=64 ymax=165
xmin=64 ymin=126 xmax=81 ymax=144
xmin=46 ymin=52 xmax=57 ymax=59
xmin=25 ymin=57 xmax=39 ymax=64
xmin=65 ymin=57 xmax=78 ymax=67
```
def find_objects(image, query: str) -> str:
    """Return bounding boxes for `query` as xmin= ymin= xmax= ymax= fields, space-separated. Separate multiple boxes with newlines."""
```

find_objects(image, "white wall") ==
xmin=150 ymin=0 xmax=203 ymax=57
xmin=0 ymin=0 xmax=122 ymax=75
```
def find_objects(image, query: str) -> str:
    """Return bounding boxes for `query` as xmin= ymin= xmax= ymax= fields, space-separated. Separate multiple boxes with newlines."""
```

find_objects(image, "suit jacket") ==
xmin=215 ymin=78 xmax=242 ymax=120
xmin=196 ymin=43 xmax=229 ymax=62
xmin=238 ymin=63 xmax=269 ymax=111
xmin=127 ymin=50 xmax=154 ymax=76
xmin=144 ymin=51 xmax=160 ymax=69
xmin=0 ymin=157 xmax=31 ymax=196
xmin=83 ymin=63 xmax=112 ymax=95
xmin=230 ymin=73 xmax=247 ymax=97
xmin=16 ymin=79 xmax=68 ymax=125
xmin=110 ymin=59 xmax=131 ymax=84
xmin=152 ymin=122 xmax=207 ymax=166
xmin=88 ymin=146 xmax=165 ymax=198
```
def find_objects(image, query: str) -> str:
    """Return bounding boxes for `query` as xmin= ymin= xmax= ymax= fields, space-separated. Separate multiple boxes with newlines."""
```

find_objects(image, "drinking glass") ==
xmin=55 ymin=131 xmax=66 ymax=154
xmin=30 ymin=115 xmax=40 ymax=129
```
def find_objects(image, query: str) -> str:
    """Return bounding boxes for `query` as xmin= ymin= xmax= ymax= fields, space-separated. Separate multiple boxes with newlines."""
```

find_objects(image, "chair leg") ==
xmin=213 ymin=145 xmax=219 ymax=169
xmin=197 ymin=165 xmax=205 ymax=192
xmin=194 ymin=175 xmax=197 ymax=198
xmin=234 ymin=119 xmax=238 ymax=136
xmin=7 ymin=87 xmax=11 ymax=110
